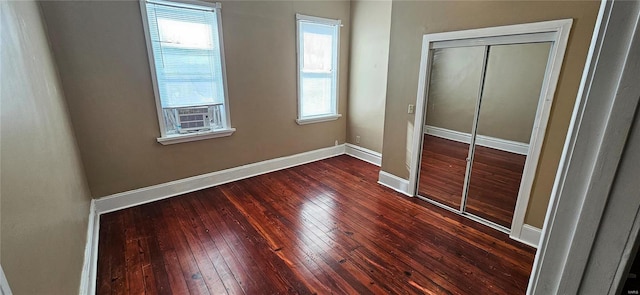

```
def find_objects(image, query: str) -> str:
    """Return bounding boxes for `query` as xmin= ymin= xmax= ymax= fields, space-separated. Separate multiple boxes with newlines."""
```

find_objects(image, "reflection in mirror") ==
xmin=465 ymin=42 xmax=552 ymax=228
xmin=417 ymin=46 xmax=485 ymax=210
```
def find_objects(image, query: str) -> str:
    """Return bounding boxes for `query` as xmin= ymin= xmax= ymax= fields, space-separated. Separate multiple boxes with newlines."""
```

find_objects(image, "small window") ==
xmin=141 ymin=0 xmax=234 ymax=145
xmin=295 ymin=14 xmax=342 ymax=125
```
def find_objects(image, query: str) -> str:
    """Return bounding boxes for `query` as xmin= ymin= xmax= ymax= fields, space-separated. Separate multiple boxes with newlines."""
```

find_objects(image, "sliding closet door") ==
xmin=464 ymin=42 xmax=552 ymax=228
xmin=417 ymin=46 xmax=485 ymax=210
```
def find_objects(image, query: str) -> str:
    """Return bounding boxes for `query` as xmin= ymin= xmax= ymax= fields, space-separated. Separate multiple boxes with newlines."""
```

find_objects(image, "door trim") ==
xmin=408 ymin=19 xmax=573 ymax=242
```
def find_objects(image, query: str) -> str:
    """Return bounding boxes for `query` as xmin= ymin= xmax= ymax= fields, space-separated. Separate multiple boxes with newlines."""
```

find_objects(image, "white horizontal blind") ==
xmin=298 ymin=19 xmax=339 ymax=118
xmin=145 ymin=1 xmax=224 ymax=109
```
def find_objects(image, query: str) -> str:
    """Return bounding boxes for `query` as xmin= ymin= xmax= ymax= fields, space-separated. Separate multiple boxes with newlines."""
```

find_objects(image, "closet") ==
xmin=412 ymin=27 xmax=564 ymax=233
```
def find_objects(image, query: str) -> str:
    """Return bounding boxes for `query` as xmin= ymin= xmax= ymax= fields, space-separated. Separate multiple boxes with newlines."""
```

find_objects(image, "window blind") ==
xmin=145 ymin=1 xmax=225 ymax=108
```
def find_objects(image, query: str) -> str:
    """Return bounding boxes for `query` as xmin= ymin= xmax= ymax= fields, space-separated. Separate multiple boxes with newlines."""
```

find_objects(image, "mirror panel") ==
xmin=418 ymin=46 xmax=485 ymax=210
xmin=465 ymin=42 xmax=552 ymax=228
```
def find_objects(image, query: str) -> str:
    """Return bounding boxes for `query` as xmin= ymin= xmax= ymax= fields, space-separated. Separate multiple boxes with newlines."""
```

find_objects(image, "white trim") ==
xmin=295 ymin=13 xmax=341 ymax=26
xmin=432 ymin=31 xmax=556 ymax=49
xmin=510 ymin=224 xmax=542 ymax=249
xmin=458 ymin=45 xmax=489 ymax=214
xmin=0 ymin=265 xmax=11 ymax=295
xmin=408 ymin=20 xmax=573 ymax=241
xmin=529 ymin=0 xmax=640 ymax=293
xmin=345 ymin=144 xmax=382 ymax=166
xmin=79 ymin=201 xmax=100 ymax=295
xmin=407 ymin=37 xmax=433 ymax=197
xmin=145 ymin=0 xmax=220 ymax=11
xmin=95 ymin=145 xmax=345 ymax=214
xmin=295 ymin=114 xmax=342 ymax=125
xmin=424 ymin=125 xmax=529 ymax=155
xmin=156 ymin=128 xmax=235 ymax=145
xmin=511 ymin=19 xmax=573 ymax=242
xmin=377 ymin=171 xmax=411 ymax=197
xmin=423 ymin=19 xmax=572 ymax=44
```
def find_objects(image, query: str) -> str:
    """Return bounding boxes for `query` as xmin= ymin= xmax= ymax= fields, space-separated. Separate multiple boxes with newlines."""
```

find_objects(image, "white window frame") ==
xmin=295 ymin=14 xmax=342 ymax=125
xmin=140 ymin=0 xmax=235 ymax=145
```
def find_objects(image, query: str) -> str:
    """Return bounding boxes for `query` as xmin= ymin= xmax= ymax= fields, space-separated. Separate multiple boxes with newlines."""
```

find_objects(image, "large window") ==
xmin=296 ymin=14 xmax=342 ymax=125
xmin=141 ymin=0 xmax=234 ymax=145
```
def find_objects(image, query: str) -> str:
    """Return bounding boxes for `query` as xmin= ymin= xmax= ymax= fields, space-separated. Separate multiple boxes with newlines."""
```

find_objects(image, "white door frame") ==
xmin=408 ymin=19 xmax=573 ymax=239
xmin=0 ymin=265 xmax=12 ymax=295
xmin=529 ymin=0 xmax=640 ymax=293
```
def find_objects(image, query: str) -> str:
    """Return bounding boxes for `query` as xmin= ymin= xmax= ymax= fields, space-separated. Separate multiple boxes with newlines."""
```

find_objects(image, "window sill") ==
xmin=296 ymin=114 xmax=342 ymax=125
xmin=157 ymin=128 xmax=236 ymax=145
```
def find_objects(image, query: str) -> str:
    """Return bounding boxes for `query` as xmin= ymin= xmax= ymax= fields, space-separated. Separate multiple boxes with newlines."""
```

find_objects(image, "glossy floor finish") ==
xmin=97 ymin=155 xmax=535 ymax=294
xmin=418 ymin=135 xmax=526 ymax=228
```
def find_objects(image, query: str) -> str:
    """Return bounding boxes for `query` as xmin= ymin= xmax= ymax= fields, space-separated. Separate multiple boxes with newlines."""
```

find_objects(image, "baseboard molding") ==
xmin=511 ymin=224 xmax=542 ymax=248
xmin=378 ymin=171 xmax=412 ymax=197
xmin=79 ymin=200 xmax=99 ymax=295
xmin=345 ymin=144 xmax=382 ymax=166
xmin=94 ymin=144 xmax=346 ymax=214
xmin=424 ymin=125 xmax=529 ymax=155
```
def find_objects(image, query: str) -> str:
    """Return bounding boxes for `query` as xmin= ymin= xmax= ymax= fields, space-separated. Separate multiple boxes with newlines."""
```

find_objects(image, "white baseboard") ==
xmin=79 ymin=200 xmax=99 ymax=295
xmin=345 ymin=144 xmax=382 ymax=166
xmin=378 ymin=171 xmax=412 ymax=197
xmin=511 ymin=224 xmax=542 ymax=248
xmin=424 ymin=125 xmax=529 ymax=155
xmin=95 ymin=144 xmax=346 ymax=214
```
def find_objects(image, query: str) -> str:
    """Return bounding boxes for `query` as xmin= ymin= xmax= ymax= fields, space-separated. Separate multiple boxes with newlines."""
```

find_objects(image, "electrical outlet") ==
xmin=408 ymin=104 xmax=415 ymax=114
xmin=356 ymin=136 xmax=361 ymax=143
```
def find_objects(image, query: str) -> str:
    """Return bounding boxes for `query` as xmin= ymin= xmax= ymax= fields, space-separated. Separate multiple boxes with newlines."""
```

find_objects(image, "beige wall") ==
xmin=0 ymin=1 xmax=92 ymax=293
xmin=347 ymin=0 xmax=391 ymax=153
xmin=381 ymin=1 xmax=599 ymax=227
xmin=39 ymin=0 xmax=350 ymax=198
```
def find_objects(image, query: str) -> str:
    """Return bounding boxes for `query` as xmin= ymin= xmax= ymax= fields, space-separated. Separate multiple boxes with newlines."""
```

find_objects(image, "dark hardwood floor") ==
xmin=418 ymin=135 xmax=526 ymax=228
xmin=97 ymin=155 xmax=535 ymax=294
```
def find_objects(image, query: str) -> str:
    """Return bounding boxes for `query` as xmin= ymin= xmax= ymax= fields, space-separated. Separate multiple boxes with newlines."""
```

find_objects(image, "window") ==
xmin=296 ymin=14 xmax=342 ymax=125
xmin=141 ymin=0 xmax=234 ymax=145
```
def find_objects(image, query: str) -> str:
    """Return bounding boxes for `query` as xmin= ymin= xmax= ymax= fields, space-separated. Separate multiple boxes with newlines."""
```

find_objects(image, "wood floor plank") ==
xmin=131 ymin=222 xmax=163 ymax=294
xmin=123 ymin=210 xmax=145 ymax=294
xmin=195 ymin=190 xmax=284 ymax=294
xmin=167 ymin=198 xmax=228 ymax=295
xmin=233 ymin=177 xmax=386 ymax=294
xmin=136 ymin=205 xmax=175 ymax=295
xmin=156 ymin=202 xmax=211 ymax=295
xmin=97 ymin=215 xmax=113 ymax=294
xmin=213 ymin=187 xmax=315 ymax=294
xmin=222 ymin=180 xmax=360 ymax=294
xmin=109 ymin=213 xmax=128 ymax=294
xmin=180 ymin=197 xmax=245 ymax=295
xmin=271 ymin=173 xmax=458 ymax=294
xmin=188 ymin=194 xmax=260 ymax=294
xmin=97 ymin=155 xmax=535 ymax=295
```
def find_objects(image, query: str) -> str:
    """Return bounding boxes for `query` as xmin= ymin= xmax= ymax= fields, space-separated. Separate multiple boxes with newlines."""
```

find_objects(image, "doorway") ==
xmin=408 ymin=20 xmax=573 ymax=239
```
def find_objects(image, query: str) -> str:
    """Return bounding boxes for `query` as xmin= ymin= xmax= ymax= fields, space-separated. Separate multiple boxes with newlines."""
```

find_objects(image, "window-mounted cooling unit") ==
xmin=174 ymin=107 xmax=211 ymax=133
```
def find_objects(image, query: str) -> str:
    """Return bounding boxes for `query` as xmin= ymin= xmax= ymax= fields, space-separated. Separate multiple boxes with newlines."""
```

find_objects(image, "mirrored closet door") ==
xmin=416 ymin=35 xmax=553 ymax=232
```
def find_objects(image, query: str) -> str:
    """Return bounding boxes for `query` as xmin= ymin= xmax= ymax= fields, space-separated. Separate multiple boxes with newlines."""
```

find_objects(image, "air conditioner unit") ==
xmin=174 ymin=106 xmax=211 ymax=133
